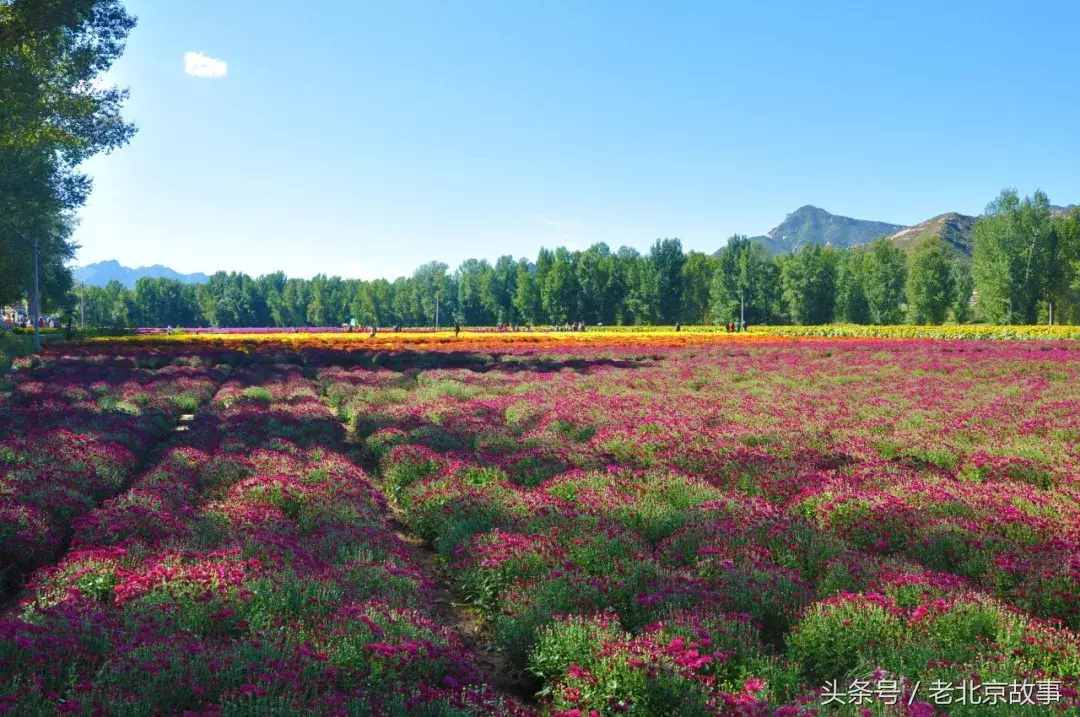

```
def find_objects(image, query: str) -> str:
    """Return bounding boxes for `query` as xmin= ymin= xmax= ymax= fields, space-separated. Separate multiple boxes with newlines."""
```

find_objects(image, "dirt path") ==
xmin=386 ymin=516 xmax=538 ymax=700
xmin=309 ymin=369 xmax=537 ymax=703
xmin=0 ymin=374 xmax=228 ymax=609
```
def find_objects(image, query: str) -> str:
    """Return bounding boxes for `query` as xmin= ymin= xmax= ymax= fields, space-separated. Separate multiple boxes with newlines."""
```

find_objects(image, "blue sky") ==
xmin=74 ymin=0 xmax=1080 ymax=279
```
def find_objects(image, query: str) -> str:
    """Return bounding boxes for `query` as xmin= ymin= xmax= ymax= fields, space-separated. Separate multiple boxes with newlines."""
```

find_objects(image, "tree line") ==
xmin=68 ymin=191 xmax=1080 ymax=329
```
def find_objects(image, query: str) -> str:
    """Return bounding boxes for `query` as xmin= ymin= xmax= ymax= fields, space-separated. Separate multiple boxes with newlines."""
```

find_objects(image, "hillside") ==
xmin=74 ymin=260 xmax=209 ymax=289
xmin=885 ymin=212 xmax=977 ymax=255
xmin=749 ymin=205 xmax=906 ymax=254
xmin=886 ymin=205 xmax=1076 ymax=258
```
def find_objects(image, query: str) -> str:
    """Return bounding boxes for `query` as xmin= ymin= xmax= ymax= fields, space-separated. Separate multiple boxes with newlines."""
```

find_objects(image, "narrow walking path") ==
xmin=0 ymin=366 xmax=229 ymax=608
xmin=386 ymin=516 xmax=538 ymax=701
xmin=311 ymin=369 xmax=538 ymax=705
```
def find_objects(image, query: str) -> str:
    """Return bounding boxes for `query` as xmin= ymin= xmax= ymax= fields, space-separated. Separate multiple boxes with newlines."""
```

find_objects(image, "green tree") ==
xmin=412 ymin=262 xmax=453 ymax=326
xmin=1050 ymin=209 xmax=1080 ymax=323
xmin=97 ymin=279 xmax=134 ymax=328
xmin=951 ymin=261 xmax=974 ymax=323
xmin=972 ymin=189 xmax=1058 ymax=323
xmin=710 ymin=236 xmax=778 ymax=325
xmin=257 ymin=272 xmax=287 ymax=326
xmin=1 ymin=1 xmax=136 ymax=331
xmin=196 ymin=272 xmax=257 ymax=327
xmin=307 ymin=275 xmax=337 ymax=326
xmin=351 ymin=279 xmax=391 ymax=327
xmin=484 ymin=255 xmax=518 ymax=324
xmin=905 ymin=236 xmax=955 ymax=324
xmin=391 ymin=276 xmax=418 ymax=325
xmin=835 ymin=249 xmax=870 ymax=324
xmin=455 ymin=258 xmax=494 ymax=325
xmin=280 ymin=278 xmax=310 ymax=326
xmin=533 ymin=248 xmax=555 ymax=317
xmin=680 ymin=251 xmax=716 ymax=324
xmin=542 ymin=248 xmax=579 ymax=324
xmin=576 ymin=243 xmax=621 ymax=325
xmin=513 ymin=259 xmax=542 ymax=325
xmin=133 ymin=277 xmax=200 ymax=327
xmin=620 ymin=247 xmax=658 ymax=324
xmin=650 ymin=238 xmax=685 ymax=323
xmin=780 ymin=244 xmax=838 ymax=324
xmin=863 ymin=238 xmax=907 ymax=324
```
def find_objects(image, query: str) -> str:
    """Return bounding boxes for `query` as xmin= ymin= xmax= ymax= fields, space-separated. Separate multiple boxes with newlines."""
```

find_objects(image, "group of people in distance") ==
xmin=339 ymin=321 xmax=756 ymax=335
xmin=554 ymin=322 xmax=587 ymax=332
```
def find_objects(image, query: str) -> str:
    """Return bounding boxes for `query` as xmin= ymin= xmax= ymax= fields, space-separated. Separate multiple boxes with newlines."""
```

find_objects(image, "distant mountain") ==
xmin=749 ymin=205 xmax=906 ymax=255
xmin=742 ymin=203 xmax=1077 ymax=259
xmin=74 ymin=260 xmax=209 ymax=289
xmin=885 ymin=212 xmax=977 ymax=256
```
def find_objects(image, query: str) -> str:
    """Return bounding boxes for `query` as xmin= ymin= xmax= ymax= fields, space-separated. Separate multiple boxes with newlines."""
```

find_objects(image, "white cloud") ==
xmin=183 ymin=51 xmax=228 ymax=79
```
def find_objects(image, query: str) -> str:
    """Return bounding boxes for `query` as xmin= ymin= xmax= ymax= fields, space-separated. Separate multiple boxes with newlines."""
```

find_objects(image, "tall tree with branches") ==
xmin=1 ymin=0 xmax=136 ymax=344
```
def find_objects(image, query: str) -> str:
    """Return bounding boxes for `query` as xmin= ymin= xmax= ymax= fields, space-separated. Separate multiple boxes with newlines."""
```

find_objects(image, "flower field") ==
xmin=0 ymin=352 xmax=224 ymax=593
xmin=2 ymin=335 xmax=1079 ymax=715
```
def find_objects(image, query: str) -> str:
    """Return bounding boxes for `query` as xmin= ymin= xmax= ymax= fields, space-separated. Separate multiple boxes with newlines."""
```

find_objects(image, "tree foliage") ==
xmin=863 ymin=238 xmax=907 ymax=324
xmin=835 ymin=249 xmax=870 ymax=324
xmin=1 ymin=0 xmax=136 ymax=309
xmin=1051 ymin=209 xmax=1080 ymax=323
xmin=780 ymin=244 xmax=838 ymax=325
xmin=906 ymin=236 xmax=955 ymax=324
xmin=650 ymin=238 xmax=685 ymax=324
xmin=710 ymin=236 xmax=777 ymax=324
xmin=972 ymin=190 xmax=1058 ymax=323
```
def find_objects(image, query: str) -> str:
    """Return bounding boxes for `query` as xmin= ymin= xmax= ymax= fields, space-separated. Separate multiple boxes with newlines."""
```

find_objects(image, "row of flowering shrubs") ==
xmin=750 ymin=324 xmax=1080 ymax=340
xmin=114 ymin=323 xmax=1080 ymax=342
xmin=90 ymin=328 xmax=781 ymax=355
xmin=316 ymin=338 xmax=1080 ymax=714
xmin=0 ymin=352 xmax=224 ymax=594
xmin=1 ymin=359 xmax=528 ymax=715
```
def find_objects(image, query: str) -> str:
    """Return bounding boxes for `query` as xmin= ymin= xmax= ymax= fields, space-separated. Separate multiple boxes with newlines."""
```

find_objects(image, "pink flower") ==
xmin=743 ymin=677 xmax=765 ymax=694
xmin=566 ymin=663 xmax=591 ymax=680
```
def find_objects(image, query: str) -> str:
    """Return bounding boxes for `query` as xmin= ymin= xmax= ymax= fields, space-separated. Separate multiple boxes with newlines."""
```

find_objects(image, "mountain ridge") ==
xmin=748 ymin=205 xmax=906 ymax=255
xmin=74 ymin=260 xmax=209 ymax=289
xmin=750 ymin=202 xmax=1078 ymax=258
xmin=884 ymin=212 xmax=977 ymax=255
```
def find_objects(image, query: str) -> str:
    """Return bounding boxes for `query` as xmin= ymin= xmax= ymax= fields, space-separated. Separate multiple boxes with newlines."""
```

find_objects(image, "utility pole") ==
xmin=434 ymin=293 xmax=440 ymax=331
xmin=31 ymin=235 xmax=42 ymax=352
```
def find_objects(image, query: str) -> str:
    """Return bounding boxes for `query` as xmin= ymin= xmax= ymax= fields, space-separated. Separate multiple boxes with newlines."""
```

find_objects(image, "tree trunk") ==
xmin=32 ymin=236 xmax=41 ymax=352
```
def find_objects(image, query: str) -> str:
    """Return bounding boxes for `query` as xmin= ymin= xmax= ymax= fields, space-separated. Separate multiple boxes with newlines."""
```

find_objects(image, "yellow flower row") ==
xmin=74 ymin=323 xmax=1080 ymax=352
xmin=748 ymin=324 xmax=1080 ymax=340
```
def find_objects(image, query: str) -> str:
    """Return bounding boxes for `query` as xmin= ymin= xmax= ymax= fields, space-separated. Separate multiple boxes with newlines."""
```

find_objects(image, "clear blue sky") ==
xmin=74 ymin=0 xmax=1080 ymax=279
